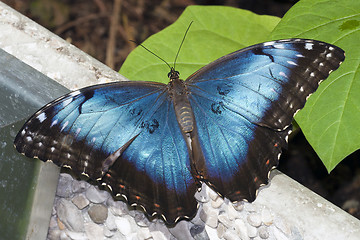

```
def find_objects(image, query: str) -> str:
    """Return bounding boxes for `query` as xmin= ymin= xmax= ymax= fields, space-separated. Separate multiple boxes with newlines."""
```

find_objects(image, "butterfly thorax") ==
xmin=167 ymin=69 xmax=195 ymax=133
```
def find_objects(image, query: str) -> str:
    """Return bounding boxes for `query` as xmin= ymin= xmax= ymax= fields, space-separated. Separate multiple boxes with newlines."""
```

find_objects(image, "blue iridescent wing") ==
xmin=186 ymin=39 xmax=345 ymax=202
xmin=14 ymin=82 xmax=197 ymax=223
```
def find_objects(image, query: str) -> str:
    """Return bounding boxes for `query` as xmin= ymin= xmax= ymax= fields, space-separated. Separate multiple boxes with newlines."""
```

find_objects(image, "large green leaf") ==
xmin=270 ymin=0 xmax=360 ymax=172
xmin=120 ymin=6 xmax=280 ymax=83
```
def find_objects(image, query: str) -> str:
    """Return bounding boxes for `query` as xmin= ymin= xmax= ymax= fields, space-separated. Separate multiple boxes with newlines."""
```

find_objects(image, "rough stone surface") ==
xmin=85 ymin=185 xmax=109 ymax=204
xmin=56 ymin=174 xmax=74 ymax=198
xmin=115 ymin=217 xmax=132 ymax=236
xmin=47 ymin=173 xmax=306 ymax=240
xmin=56 ymin=198 xmax=84 ymax=232
xmin=84 ymin=222 xmax=103 ymax=240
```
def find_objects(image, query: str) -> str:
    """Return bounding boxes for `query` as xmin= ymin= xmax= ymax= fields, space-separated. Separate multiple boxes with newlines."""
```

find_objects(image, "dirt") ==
xmin=3 ymin=0 xmax=359 ymax=220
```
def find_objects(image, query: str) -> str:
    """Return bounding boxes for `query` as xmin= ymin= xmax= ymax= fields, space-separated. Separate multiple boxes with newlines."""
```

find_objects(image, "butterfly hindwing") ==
xmin=186 ymin=39 xmax=345 ymax=201
xmin=101 ymin=92 xmax=198 ymax=223
xmin=14 ymin=81 xmax=197 ymax=224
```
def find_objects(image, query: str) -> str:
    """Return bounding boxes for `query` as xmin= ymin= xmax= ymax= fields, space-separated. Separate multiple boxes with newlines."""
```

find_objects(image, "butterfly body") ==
xmin=14 ymin=39 xmax=345 ymax=224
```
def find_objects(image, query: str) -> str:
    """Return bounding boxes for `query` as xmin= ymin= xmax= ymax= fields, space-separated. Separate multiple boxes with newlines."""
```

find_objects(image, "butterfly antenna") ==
xmin=173 ymin=21 xmax=193 ymax=70
xmin=130 ymin=40 xmax=172 ymax=70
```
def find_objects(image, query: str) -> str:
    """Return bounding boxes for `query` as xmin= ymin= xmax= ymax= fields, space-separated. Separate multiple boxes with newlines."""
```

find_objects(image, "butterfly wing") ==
xmin=186 ymin=39 xmax=345 ymax=201
xmin=14 ymin=81 xmax=197 ymax=223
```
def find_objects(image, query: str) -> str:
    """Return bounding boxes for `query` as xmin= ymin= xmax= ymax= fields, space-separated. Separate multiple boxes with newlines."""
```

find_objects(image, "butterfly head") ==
xmin=168 ymin=67 xmax=180 ymax=80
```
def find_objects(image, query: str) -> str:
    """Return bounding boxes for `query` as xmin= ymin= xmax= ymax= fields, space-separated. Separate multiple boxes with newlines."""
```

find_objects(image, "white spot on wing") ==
xmin=279 ymin=71 xmax=287 ymax=78
xmin=263 ymin=41 xmax=275 ymax=46
xmin=50 ymin=119 xmax=58 ymax=128
xmin=274 ymin=44 xmax=285 ymax=49
xmin=296 ymin=54 xmax=305 ymax=58
xmin=50 ymin=147 xmax=55 ymax=152
xmin=70 ymin=90 xmax=81 ymax=96
xmin=305 ymin=43 xmax=314 ymax=50
xmin=60 ymin=121 xmax=69 ymax=132
xmin=287 ymin=60 xmax=298 ymax=66
xmin=62 ymin=98 xmax=73 ymax=107
xmin=36 ymin=112 xmax=47 ymax=123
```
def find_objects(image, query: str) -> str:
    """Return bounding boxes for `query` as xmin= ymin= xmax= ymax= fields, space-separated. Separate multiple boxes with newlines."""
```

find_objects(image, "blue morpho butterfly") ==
xmin=14 ymin=27 xmax=345 ymax=224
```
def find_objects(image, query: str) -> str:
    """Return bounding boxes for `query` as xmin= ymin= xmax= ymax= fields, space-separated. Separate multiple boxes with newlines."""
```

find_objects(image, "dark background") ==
xmin=3 ymin=0 xmax=359 ymax=219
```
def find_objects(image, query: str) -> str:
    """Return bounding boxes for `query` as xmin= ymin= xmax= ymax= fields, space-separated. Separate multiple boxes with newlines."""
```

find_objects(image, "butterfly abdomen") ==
xmin=168 ymin=77 xmax=195 ymax=133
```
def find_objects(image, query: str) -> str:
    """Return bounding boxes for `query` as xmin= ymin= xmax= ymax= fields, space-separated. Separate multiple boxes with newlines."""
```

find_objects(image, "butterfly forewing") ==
xmin=186 ymin=39 xmax=345 ymax=201
xmin=14 ymin=81 xmax=198 ymax=224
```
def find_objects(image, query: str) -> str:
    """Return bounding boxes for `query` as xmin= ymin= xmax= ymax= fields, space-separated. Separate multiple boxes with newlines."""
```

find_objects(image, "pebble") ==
xmin=204 ymin=225 xmax=219 ymax=240
xmin=88 ymin=204 xmax=108 ymax=224
xmin=190 ymin=224 xmax=209 ymax=240
xmin=258 ymin=226 xmax=269 ymax=239
xmin=247 ymin=213 xmax=262 ymax=227
xmin=244 ymin=203 xmax=257 ymax=212
xmin=72 ymin=179 xmax=89 ymax=193
xmin=137 ymin=227 xmax=152 ymax=239
xmin=115 ymin=217 xmax=132 ymax=235
xmin=56 ymin=174 xmax=74 ymax=198
xmin=169 ymin=220 xmax=192 ymax=240
xmin=246 ymin=222 xmax=258 ymax=238
xmin=234 ymin=219 xmax=249 ymax=240
xmin=195 ymin=186 xmax=209 ymax=203
xmin=86 ymin=185 xmax=109 ymax=203
xmin=211 ymin=196 xmax=224 ymax=209
xmin=233 ymin=202 xmax=244 ymax=211
xmin=218 ymin=213 xmax=232 ymax=228
xmin=261 ymin=208 xmax=273 ymax=226
xmin=103 ymin=227 xmax=115 ymax=238
xmin=107 ymin=198 xmax=127 ymax=216
xmin=84 ymin=222 xmax=104 ymax=240
xmin=227 ymin=204 xmax=239 ymax=220
xmin=200 ymin=204 xmax=219 ymax=228
xmin=105 ymin=211 xmax=118 ymax=231
xmin=72 ymin=194 xmax=90 ymax=210
xmin=223 ymin=229 xmax=240 ymax=240
xmin=56 ymin=198 xmax=84 ymax=232
xmin=216 ymin=223 xmax=226 ymax=239
xmin=133 ymin=211 xmax=150 ymax=227
xmin=208 ymin=188 xmax=219 ymax=201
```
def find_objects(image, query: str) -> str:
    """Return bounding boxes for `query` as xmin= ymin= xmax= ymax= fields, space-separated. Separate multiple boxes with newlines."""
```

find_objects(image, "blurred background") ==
xmin=2 ymin=0 xmax=359 ymax=220
xmin=2 ymin=0 xmax=297 ymax=70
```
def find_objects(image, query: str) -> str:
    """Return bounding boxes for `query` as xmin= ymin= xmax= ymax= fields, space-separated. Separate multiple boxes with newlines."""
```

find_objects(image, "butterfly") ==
xmin=14 ymin=38 xmax=345 ymax=224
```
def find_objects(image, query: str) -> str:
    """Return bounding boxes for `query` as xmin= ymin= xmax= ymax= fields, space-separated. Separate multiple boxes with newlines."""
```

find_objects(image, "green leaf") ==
xmin=120 ymin=5 xmax=280 ymax=83
xmin=270 ymin=0 xmax=360 ymax=172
